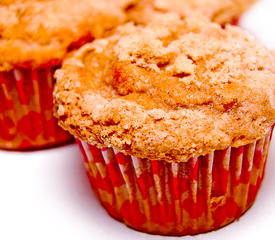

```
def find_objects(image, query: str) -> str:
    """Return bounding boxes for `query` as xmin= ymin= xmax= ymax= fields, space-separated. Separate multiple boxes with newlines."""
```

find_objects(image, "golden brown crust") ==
xmin=0 ymin=0 xmax=136 ymax=70
xmin=127 ymin=0 xmax=257 ymax=25
xmin=54 ymin=17 xmax=275 ymax=162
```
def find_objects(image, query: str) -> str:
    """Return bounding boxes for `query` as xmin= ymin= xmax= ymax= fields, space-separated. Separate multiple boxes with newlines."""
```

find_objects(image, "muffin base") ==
xmin=77 ymin=127 xmax=273 ymax=236
xmin=0 ymin=67 xmax=72 ymax=150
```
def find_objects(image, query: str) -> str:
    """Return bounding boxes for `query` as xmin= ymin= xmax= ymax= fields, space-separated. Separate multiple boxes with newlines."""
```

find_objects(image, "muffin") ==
xmin=53 ymin=15 xmax=275 ymax=235
xmin=0 ymin=0 xmax=136 ymax=149
xmin=127 ymin=0 xmax=257 ymax=26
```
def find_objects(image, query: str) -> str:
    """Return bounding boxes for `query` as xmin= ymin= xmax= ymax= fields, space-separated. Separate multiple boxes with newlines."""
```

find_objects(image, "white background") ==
xmin=0 ymin=0 xmax=274 ymax=239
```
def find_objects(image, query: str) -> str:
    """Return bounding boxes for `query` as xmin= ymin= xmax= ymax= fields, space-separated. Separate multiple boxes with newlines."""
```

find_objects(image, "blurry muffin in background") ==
xmin=127 ymin=0 xmax=257 ymax=25
xmin=53 ymin=15 xmax=275 ymax=236
xmin=0 ymin=0 xmax=136 ymax=150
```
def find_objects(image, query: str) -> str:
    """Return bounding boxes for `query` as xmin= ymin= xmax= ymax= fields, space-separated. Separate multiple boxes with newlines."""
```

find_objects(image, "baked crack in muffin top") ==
xmin=0 ymin=0 xmax=136 ymax=70
xmin=54 ymin=15 xmax=275 ymax=162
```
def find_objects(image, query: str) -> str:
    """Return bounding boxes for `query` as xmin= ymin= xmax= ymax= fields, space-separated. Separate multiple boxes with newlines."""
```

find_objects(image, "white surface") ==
xmin=239 ymin=0 xmax=275 ymax=49
xmin=0 ymin=0 xmax=275 ymax=239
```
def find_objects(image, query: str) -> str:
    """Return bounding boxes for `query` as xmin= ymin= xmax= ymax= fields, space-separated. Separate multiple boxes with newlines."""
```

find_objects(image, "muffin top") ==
xmin=127 ymin=0 xmax=257 ymax=25
xmin=54 ymin=15 xmax=275 ymax=162
xmin=0 ymin=0 xmax=135 ymax=70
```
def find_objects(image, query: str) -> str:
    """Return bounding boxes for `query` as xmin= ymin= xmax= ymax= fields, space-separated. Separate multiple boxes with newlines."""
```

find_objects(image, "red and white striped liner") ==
xmin=0 ymin=67 xmax=71 ymax=149
xmin=76 ymin=126 xmax=273 ymax=236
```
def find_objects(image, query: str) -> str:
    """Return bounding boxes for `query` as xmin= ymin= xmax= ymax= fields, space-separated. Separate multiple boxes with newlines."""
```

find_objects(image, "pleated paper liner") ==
xmin=0 ymin=67 xmax=72 ymax=149
xmin=0 ymin=35 xmax=96 ymax=150
xmin=76 ymin=126 xmax=273 ymax=236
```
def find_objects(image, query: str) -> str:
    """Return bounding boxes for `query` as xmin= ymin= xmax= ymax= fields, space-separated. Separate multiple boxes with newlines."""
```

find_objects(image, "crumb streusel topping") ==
xmin=127 ymin=0 xmax=257 ymax=25
xmin=54 ymin=15 xmax=275 ymax=162
xmin=0 ymin=0 xmax=136 ymax=70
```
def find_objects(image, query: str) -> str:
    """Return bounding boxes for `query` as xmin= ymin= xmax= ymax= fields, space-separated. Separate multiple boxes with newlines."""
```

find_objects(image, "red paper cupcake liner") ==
xmin=0 ymin=67 xmax=72 ymax=150
xmin=76 ymin=126 xmax=273 ymax=236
